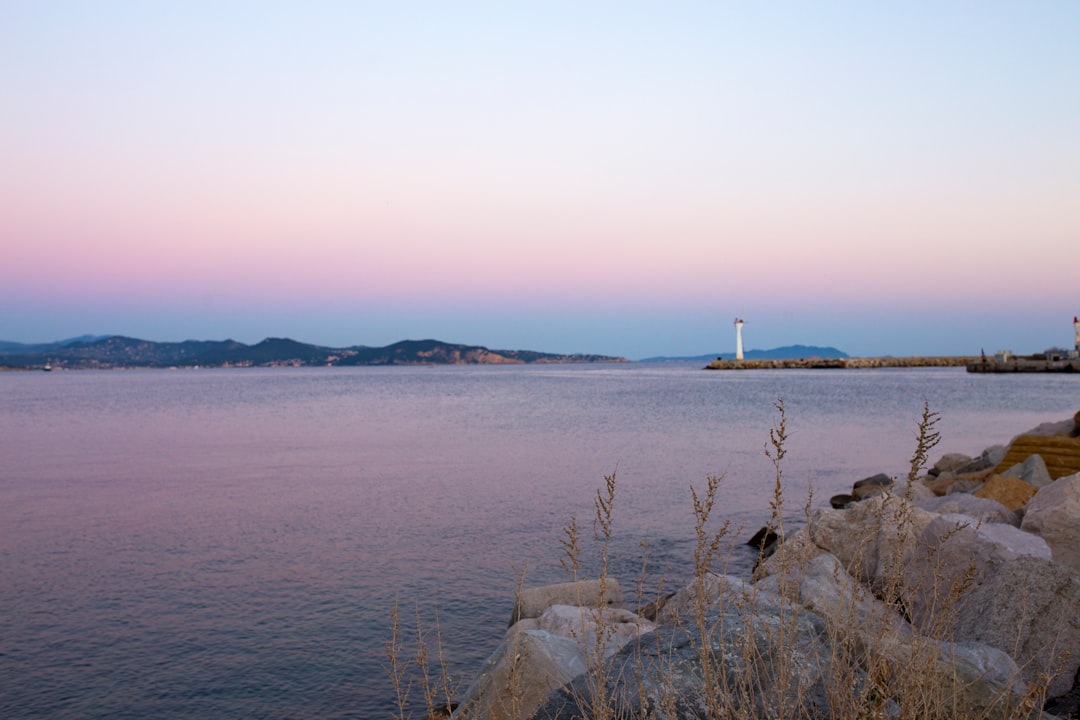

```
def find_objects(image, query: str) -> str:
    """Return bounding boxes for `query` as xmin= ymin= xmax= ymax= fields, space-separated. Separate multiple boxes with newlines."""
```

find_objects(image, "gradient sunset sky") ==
xmin=2 ymin=2 xmax=1077 ymax=359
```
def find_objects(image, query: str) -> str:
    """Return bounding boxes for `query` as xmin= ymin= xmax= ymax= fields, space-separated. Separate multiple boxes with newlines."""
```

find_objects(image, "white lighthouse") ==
xmin=734 ymin=318 xmax=745 ymax=361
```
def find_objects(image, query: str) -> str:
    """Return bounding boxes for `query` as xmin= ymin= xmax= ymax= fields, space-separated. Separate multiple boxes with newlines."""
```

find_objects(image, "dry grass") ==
xmin=387 ymin=401 xmax=1062 ymax=720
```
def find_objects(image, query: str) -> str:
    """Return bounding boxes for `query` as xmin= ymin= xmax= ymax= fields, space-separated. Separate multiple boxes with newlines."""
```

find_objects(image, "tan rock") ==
xmin=974 ymin=475 xmax=1037 ymax=510
xmin=924 ymin=470 xmax=956 ymax=496
xmin=924 ymin=467 xmax=994 ymax=496
xmin=995 ymin=433 xmax=1080 ymax=480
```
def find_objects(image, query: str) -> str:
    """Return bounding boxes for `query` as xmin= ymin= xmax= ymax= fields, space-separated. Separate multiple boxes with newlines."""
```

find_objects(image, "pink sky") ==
xmin=2 ymin=2 xmax=1078 ymax=357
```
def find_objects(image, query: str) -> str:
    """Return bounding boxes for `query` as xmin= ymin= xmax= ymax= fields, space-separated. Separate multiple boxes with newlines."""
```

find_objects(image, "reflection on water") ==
xmin=1 ymin=364 xmax=1075 ymax=717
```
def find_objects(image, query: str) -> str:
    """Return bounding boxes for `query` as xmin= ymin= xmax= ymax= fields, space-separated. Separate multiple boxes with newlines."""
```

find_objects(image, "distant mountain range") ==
xmin=0 ymin=336 xmax=626 ymax=369
xmin=640 ymin=345 xmax=849 ymax=363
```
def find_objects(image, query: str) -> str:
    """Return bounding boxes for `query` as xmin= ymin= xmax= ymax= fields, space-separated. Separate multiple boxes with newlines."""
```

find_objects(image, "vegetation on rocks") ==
xmin=388 ymin=405 xmax=1080 ymax=719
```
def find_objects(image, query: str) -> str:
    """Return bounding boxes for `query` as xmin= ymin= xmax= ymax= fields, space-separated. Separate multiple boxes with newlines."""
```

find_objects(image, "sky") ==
xmin=2 ymin=2 xmax=1078 ymax=359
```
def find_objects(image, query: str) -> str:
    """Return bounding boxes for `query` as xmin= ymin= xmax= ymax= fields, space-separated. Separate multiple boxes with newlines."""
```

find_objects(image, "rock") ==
xmin=897 ymin=513 xmax=1075 ymax=697
xmin=804 ymin=493 xmax=938 ymax=591
xmin=509 ymin=579 xmax=623 ymax=625
xmin=753 ymin=524 xmax=824 ymax=583
xmin=756 ymin=552 xmax=910 ymax=641
xmin=745 ymin=525 xmax=779 ymax=553
xmin=536 ymin=593 xmax=842 ymax=720
xmin=1044 ymin=664 xmax=1080 ymax=718
xmin=457 ymin=604 xmax=652 ymax=720
xmin=852 ymin=472 xmax=892 ymax=501
xmin=1022 ymin=471 xmax=1080 ymax=574
xmin=1002 ymin=453 xmax=1054 ymax=490
xmin=996 ymin=434 xmax=1080 ymax=480
xmin=925 ymin=470 xmax=957 ymax=496
xmin=536 ymin=576 xmax=1045 ymax=720
xmin=916 ymin=494 xmax=1020 ymax=527
xmin=947 ymin=476 xmax=987 ymax=495
xmin=635 ymin=591 xmax=675 ymax=622
xmin=657 ymin=572 xmax=783 ymax=626
xmin=925 ymin=467 xmax=994 ymax=496
xmin=932 ymin=452 xmax=974 ymax=476
xmin=829 ymin=493 xmax=855 ymax=509
xmin=893 ymin=477 xmax=937 ymax=502
xmin=902 ymin=515 xmax=1053 ymax=634
xmin=958 ymin=445 xmax=1008 ymax=474
xmin=455 ymin=626 xmax=585 ymax=720
xmin=947 ymin=555 xmax=1080 ymax=698
xmin=1018 ymin=416 xmax=1079 ymax=438
xmin=974 ymin=474 xmax=1037 ymax=510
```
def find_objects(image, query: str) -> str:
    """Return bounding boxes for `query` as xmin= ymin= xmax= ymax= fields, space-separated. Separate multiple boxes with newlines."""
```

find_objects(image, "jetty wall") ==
xmin=705 ymin=356 xmax=976 ymax=370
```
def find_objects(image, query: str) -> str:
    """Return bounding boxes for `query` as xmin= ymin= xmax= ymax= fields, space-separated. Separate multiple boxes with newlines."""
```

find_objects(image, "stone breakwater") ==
xmin=706 ymin=356 xmax=977 ymax=370
xmin=443 ymin=411 xmax=1080 ymax=720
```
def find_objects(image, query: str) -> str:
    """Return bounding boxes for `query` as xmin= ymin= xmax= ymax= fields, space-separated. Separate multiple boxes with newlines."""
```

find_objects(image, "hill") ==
xmin=0 ymin=336 xmax=626 ymax=369
xmin=641 ymin=345 xmax=849 ymax=362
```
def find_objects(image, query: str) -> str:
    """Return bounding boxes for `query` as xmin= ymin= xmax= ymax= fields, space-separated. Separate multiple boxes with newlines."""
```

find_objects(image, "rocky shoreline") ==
xmin=442 ymin=411 xmax=1080 ymax=720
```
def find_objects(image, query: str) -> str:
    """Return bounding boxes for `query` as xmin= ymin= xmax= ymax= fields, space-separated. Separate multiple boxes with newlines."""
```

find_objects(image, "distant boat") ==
xmin=42 ymin=363 xmax=53 ymax=372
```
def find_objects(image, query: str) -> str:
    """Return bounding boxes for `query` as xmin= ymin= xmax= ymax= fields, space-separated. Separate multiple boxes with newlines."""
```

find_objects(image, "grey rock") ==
xmin=946 ymin=477 xmax=986 ymax=495
xmin=657 ymin=572 xmax=783 ymax=626
xmin=948 ymin=555 xmax=1080 ymax=698
xmin=536 ymin=596 xmax=842 ymax=720
xmin=902 ymin=515 xmax=1052 ymax=632
xmin=830 ymin=493 xmax=855 ymax=509
xmin=1018 ymin=418 xmax=1078 ymax=438
xmin=957 ymin=445 xmax=1008 ymax=474
xmin=1022 ymin=471 xmax=1080 ymax=573
xmin=933 ymin=452 xmax=974 ymax=476
xmin=852 ymin=473 xmax=893 ymax=501
xmin=457 ymin=604 xmax=652 ymax=720
xmin=916 ymin=494 xmax=1020 ymax=527
xmin=509 ymin=579 xmax=623 ymax=625
xmin=806 ymin=493 xmax=938 ymax=591
xmin=1002 ymin=453 xmax=1053 ymax=490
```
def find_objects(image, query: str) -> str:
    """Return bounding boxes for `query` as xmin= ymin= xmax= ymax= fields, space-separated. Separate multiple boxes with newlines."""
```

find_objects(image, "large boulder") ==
xmin=456 ymin=604 xmax=652 ymax=720
xmin=902 ymin=514 xmax=1052 ymax=633
xmin=536 ymin=593 xmax=842 ymax=720
xmin=656 ymin=572 xmax=783 ymax=626
xmin=804 ymin=493 xmax=938 ymax=591
xmin=948 ymin=555 xmax=1080 ymax=698
xmin=897 ymin=509 xmax=1077 ymax=698
xmin=756 ymin=551 xmax=910 ymax=642
xmin=1021 ymin=471 xmax=1080 ymax=574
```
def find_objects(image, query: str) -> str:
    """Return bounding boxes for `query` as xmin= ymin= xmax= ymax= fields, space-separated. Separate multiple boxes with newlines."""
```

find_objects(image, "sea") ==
xmin=1 ymin=363 xmax=1076 ymax=719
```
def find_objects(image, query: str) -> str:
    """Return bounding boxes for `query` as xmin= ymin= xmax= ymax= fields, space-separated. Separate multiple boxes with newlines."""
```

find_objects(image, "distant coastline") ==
xmin=0 ymin=336 xmax=626 ymax=370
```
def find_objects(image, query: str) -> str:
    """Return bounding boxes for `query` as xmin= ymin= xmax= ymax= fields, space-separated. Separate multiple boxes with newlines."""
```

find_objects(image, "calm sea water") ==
xmin=1 ymin=364 xmax=1076 ymax=718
